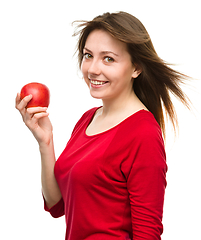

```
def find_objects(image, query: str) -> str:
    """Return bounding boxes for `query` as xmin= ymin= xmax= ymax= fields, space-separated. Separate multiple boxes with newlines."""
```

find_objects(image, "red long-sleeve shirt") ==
xmin=44 ymin=108 xmax=167 ymax=240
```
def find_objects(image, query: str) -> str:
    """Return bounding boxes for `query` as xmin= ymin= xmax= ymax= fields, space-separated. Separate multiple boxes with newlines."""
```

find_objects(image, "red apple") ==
xmin=20 ymin=82 xmax=50 ymax=108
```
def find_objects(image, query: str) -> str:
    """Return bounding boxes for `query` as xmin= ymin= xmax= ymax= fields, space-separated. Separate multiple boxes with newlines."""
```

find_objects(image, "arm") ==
xmin=40 ymin=138 xmax=62 ymax=209
xmin=127 ymin=129 xmax=167 ymax=239
xmin=15 ymin=93 xmax=62 ymax=209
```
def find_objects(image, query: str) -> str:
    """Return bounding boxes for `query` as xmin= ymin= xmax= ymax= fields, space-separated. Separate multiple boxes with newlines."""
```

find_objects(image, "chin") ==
xmin=90 ymin=93 xmax=103 ymax=100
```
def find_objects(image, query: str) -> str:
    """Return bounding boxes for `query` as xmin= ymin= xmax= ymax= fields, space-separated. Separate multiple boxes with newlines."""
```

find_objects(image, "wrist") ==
xmin=39 ymin=134 xmax=54 ymax=152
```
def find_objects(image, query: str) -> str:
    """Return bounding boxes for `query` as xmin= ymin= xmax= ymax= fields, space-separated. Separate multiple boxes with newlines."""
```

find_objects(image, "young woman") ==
xmin=16 ymin=12 xmax=190 ymax=240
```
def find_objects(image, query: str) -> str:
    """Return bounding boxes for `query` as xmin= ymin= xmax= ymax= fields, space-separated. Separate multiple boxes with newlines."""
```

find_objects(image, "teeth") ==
xmin=90 ymin=80 xmax=106 ymax=85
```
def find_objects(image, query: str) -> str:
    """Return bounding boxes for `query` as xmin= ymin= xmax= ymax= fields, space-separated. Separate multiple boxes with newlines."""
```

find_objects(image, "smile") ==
xmin=90 ymin=80 xmax=108 ymax=85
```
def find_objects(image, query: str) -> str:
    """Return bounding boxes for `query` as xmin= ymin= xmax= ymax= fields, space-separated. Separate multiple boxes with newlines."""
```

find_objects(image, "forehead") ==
xmin=84 ymin=29 xmax=128 ymax=54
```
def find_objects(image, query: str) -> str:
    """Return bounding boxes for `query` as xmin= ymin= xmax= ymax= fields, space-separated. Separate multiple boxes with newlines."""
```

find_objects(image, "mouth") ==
xmin=89 ymin=79 xmax=109 ymax=86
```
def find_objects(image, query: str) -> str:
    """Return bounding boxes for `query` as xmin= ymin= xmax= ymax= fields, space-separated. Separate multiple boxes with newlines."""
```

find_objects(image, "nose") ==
xmin=88 ymin=59 xmax=101 ymax=77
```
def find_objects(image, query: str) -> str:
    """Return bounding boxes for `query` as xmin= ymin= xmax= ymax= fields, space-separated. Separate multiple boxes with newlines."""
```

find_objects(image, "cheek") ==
xmin=120 ymin=64 xmax=135 ymax=80
xmin=80 ymin=60 xmax=85 ymax=75
xmin=81 ymin=61 xmax=90 ymax=77
xmin=81 ymin=62 xmax=90 ymax=86
xmin=81 ymin=62 xmax=87 ymax=78
xmin=106 ymin=66 xmax=130 ymax=82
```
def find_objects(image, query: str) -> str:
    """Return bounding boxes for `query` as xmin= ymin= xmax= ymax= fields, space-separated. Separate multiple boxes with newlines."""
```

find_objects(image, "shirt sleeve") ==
xmin=127 ymin=126 xmax=167 ymax=239
xmin=43 ymin=196 xmax=65 ymax=218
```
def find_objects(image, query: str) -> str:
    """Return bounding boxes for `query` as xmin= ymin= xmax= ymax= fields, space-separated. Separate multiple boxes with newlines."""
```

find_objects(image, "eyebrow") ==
xmin=83 ymin=47 xmax=119 ymax=57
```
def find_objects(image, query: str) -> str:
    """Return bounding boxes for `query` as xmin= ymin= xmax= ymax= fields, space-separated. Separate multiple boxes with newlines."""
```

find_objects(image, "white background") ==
xmin=0 ymin=0 xmax=200 ymax=239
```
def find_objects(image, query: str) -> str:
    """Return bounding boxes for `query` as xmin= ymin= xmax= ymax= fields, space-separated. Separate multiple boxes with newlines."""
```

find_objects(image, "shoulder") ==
xmin=116 ymin=110 xmax=166 ymax=165
xmin=118 ymin=110 xmax=163 ymax=143
xmin=136 ymin=110 xmax=163 ymax=140
xmin=119 ymin=111 xmax=167 ymax=178
xmin=108 ymin=110 xmax=165 ymax=159
xmin=132 ymin=111 xmax=165 ymax=152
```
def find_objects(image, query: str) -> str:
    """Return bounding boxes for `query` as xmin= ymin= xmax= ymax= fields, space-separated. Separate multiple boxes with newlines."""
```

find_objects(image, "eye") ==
xmin=83 ymin=53 xmax=93 ymax=59
xmin=104 ymin=56 xmax=114 ymax=63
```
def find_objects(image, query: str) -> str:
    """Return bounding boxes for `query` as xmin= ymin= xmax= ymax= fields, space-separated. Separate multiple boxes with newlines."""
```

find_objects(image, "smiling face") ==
xmin=81 ymin=29 xmax=141 ymax=103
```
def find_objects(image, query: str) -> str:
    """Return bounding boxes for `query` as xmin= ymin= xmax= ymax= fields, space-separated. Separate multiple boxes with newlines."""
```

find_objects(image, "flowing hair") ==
xmin=73 ymin=11 xmax=190 ymax=138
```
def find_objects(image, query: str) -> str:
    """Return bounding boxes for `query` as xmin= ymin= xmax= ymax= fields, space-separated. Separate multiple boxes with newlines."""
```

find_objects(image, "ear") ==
xmin=132 ymin=65 xmax=142 ymax=78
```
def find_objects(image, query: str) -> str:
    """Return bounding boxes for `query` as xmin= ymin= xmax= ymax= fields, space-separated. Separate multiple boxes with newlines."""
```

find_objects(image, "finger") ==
xmin=27 ymin=107 xmax=48 ymax=115
xmin=32 ymin=112 xmax=49 ymax=119
xmin=24 ymin=107 xmax=48 ymax=124
xmin=15 ymin=93 xmax=21 ymax=107
xmin=30 ymin=112 xmax=49 ymax=126
xmin=15 ymin=93 xmax=24 ymax=109
xmin=24 ymin=112 xmax=49 ymax=132
xmin=16 ymin=94 xmax=33 ymax=111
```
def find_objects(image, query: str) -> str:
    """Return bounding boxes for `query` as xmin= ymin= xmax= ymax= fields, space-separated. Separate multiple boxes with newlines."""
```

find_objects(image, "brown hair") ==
xmin=73 ymin=11 xmax=190 ymax=137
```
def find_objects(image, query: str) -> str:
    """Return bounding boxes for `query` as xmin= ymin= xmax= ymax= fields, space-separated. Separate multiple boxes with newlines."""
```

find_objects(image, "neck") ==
xmin=101 ymin=91 xmax=145 ymax=117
